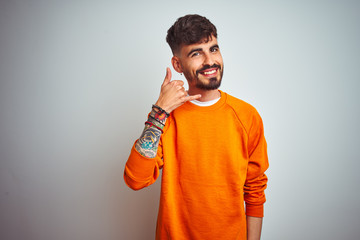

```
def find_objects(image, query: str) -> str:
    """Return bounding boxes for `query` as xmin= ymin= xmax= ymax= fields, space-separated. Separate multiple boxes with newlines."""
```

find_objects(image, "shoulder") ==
xmin=225 ymin=93 xmax=257 ymax=112
xmin=224 ymin=92 xmax=260 ymax=118
xmin=223 ymin=92 xmax=263 ymax=133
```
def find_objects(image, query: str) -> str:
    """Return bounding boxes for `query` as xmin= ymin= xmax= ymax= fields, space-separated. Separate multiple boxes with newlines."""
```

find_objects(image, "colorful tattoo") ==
xmin=135 ymin=108 xmax=168 ymax=158
xmin=150 ymin=107 xmax=167 ymax=126
xmin=154 ymin=111 xmax=167 ymax=121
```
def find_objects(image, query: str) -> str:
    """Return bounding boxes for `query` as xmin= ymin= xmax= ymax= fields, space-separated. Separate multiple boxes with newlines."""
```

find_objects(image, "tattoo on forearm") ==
xmin=135 ymin=109 xmax=168 ymax=158
xmin=149 ymin=107 xmax=167 ymax=126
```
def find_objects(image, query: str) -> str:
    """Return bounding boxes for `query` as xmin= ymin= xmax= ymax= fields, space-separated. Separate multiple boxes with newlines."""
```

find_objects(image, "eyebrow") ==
xmin=186 ymin=44 xmax=220 ymax=57
xmin=187 ymin=48 xmax=202 ymax=57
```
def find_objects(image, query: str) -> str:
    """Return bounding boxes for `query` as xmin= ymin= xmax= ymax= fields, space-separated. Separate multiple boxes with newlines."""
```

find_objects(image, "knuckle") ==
xmin=174 ymin=80 xmax=184 ymax=85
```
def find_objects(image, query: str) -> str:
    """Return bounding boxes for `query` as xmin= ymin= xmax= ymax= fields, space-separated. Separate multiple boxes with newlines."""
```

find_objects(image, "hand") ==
xmin=155 ymin=68 xmax=201 ymax=113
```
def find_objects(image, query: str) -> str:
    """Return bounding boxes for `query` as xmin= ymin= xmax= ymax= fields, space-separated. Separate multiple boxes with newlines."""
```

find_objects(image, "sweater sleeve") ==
xmin=244 ymin=110 xmax=269 ymax=217
xmin=124 ymin=135 xmax=165 ymax=191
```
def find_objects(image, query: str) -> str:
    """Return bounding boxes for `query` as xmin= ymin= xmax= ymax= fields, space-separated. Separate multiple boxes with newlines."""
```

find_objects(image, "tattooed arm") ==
xmin=134 ymin=68 xmax=201 ymax=158
xmin=124 ymin=68 xmax=201 ymax=189
xmin=135 ymin=107 xmax=168 ymax=158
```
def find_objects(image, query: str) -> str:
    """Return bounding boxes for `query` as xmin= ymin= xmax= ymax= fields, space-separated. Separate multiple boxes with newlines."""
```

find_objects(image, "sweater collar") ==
xmin=182 ymin=90 xmax=227 ymax=112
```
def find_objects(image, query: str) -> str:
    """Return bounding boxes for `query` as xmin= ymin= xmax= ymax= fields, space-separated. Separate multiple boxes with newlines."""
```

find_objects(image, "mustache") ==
xmin=196 ymin=64 xmax=221 ymax=76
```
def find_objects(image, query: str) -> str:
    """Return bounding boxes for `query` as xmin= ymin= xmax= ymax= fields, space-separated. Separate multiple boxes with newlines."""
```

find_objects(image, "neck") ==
xmin=188 ymin=88 xmax=221 ymax=102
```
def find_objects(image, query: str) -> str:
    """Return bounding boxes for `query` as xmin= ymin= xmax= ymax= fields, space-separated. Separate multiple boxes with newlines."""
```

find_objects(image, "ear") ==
xmin=171 ymin=56 xmax=183 ymax=73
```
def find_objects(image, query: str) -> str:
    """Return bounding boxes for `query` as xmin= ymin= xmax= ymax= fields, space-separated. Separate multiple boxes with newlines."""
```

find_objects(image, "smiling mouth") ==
xmin=197 ymin=64 xmax=221 ymax=77
xmin=197 ymin=65 xmax=220 ymax=77
xmin=202 ymin=69 xmax=217 ymax=75
xmin=198 ymin=68 xmax=218 ymax=78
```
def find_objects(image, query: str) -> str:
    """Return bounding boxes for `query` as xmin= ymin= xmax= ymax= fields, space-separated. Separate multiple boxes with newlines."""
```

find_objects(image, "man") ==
xmin=124 ymin=14 xmax=269 ymax=240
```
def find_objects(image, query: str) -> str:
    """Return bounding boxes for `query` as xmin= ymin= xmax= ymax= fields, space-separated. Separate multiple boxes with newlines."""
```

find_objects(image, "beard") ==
xmin=184 ymin=64 xmax=224 ymax=90
xmin=195 ymin=76 xmax=222 ymax=90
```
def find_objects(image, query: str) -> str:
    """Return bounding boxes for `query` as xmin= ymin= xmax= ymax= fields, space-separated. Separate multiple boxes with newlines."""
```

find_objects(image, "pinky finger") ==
xmin=184 ymin=94 xmax=202 ymax=102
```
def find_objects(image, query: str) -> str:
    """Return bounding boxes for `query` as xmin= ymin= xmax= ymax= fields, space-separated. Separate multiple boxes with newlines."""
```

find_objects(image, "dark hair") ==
xmin=166 ymin=14 xmax=217 ymax=55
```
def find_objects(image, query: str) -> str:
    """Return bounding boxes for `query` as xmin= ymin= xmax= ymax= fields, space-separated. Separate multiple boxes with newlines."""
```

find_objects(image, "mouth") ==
xmin=202 ymin=68 xmax=217 ymax=75
xmin=197 ymin=66 xmax=220 ymax=78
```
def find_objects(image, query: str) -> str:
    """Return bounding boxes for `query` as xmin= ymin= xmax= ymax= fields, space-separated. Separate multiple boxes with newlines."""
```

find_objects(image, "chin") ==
xmin=196 ymin=78 xmax=222 ymax=90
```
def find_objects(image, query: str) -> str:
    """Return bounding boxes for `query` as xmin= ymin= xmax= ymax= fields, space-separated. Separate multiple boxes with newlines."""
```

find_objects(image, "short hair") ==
xmin=166 ymin=14 xmax=217 ymax=55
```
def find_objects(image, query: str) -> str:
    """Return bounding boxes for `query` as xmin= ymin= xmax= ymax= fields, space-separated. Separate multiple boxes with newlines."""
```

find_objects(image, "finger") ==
xmin=162 ymin=67 xmax=172 ymax=86
xmin=177 ymin=86 xmax=186 ymax=93
xmin=171 ymin=80 xmax=184 ymax=86
xmin=183 ymin=94 xmax=202 ymax=102
xmin=175 ymin=85 xmax=184 ymax=90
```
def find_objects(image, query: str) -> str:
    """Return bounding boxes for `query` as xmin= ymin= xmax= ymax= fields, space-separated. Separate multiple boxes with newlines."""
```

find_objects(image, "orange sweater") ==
xmin=124 ymin=91 xmax=268 ymax=240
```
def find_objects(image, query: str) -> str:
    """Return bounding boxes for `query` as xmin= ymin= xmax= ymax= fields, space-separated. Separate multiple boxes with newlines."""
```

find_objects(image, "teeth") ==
xmin=203 ymin=69 xmax=216 ymax=75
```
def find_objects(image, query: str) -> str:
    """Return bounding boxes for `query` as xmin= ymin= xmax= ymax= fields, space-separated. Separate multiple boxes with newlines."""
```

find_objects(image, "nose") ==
xmin=203 ymin=52 xmax=215 ymax=66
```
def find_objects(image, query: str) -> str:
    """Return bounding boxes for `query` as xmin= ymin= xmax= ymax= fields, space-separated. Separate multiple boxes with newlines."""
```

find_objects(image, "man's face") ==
xmin=176 ymin=36 xmax=224 ymax=90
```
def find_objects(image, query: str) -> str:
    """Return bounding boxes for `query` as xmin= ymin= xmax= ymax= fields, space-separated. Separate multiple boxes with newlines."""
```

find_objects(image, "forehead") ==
xmin=179 ymin=36 xmax=219 ymax=56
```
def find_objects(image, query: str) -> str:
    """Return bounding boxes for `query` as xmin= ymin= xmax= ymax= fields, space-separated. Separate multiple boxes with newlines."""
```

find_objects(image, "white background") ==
xmin=1 ymin=0 xmax=359 ymax=239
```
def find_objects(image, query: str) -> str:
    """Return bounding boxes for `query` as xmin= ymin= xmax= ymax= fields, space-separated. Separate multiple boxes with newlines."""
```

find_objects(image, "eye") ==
xmin=191 ymin=52 xmax=200 ymax=57
xmin=210 ymin=47 xmax=219 ymax=53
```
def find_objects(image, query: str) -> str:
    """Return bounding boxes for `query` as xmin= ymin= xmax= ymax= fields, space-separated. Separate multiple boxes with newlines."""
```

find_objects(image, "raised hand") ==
xmin=155 ymin=68 xmax=201 ymax=113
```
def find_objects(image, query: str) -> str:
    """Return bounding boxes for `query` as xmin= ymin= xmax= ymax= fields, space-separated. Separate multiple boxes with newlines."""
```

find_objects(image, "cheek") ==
xmin=214 ymin=53 xmax=223 ymax=62
xmin=184 ymin=64 xmax=199 ymax=74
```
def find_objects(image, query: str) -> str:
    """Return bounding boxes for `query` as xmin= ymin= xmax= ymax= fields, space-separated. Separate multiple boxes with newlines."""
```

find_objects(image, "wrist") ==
xmin=154 ymin=100 xmax=171 ymax=113
xmin=149 ymin=105 xmax=169 ymax=127
xmin=152 ymin=104 xmax=170 ymax=118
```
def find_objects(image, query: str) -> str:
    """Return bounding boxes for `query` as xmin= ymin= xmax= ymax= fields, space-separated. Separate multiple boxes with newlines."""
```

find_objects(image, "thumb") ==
xmin=162 ymin=67 xmax=172 ymax=86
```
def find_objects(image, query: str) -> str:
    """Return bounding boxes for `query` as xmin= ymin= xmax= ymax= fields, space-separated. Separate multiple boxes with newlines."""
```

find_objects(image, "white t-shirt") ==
xmin=190 ymin=97 xmax=221 ymax=107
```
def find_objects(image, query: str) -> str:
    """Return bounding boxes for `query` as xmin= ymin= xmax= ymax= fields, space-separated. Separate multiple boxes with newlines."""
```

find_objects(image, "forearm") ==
xmin=246 ymin=216 xmax=263 ymax=240
xmin=134 ymin=67 xmax=201 ymax=158
xmin=135 ymin=106 xmax=168 ymax=158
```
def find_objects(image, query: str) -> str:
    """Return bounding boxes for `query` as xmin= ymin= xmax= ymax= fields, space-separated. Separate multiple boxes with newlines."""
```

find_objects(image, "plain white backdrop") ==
xmin=1 ymin=0 xmax=359 ymax=239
